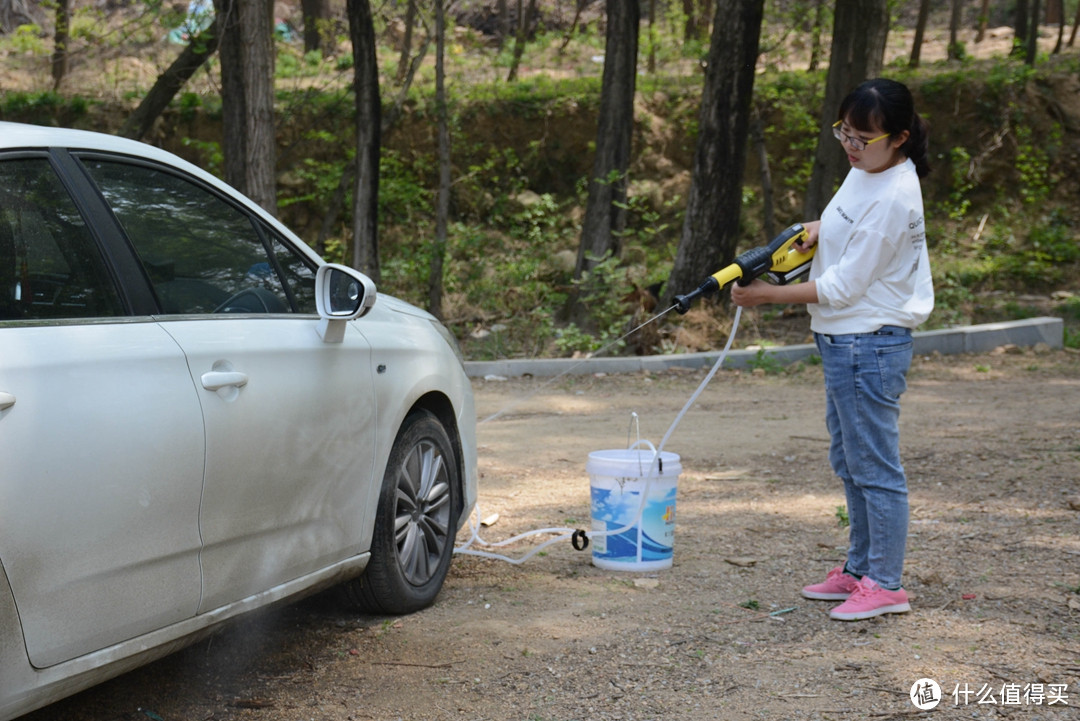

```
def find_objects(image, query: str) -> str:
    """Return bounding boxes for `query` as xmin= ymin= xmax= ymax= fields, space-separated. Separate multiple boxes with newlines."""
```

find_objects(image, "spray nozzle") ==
xmin=673 ymin=276 xmax=720 ymax=314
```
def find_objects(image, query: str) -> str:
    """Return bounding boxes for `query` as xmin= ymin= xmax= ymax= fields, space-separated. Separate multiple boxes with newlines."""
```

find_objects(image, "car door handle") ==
xmin=200 ymin=371 xmax=249 ymax=391
xmin=0 ymin=392 xmax=14 ymax=410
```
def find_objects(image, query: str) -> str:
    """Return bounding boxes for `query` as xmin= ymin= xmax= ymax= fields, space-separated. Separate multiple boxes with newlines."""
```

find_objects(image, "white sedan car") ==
xmin=0 ymin=121 xmax=477 ymax=720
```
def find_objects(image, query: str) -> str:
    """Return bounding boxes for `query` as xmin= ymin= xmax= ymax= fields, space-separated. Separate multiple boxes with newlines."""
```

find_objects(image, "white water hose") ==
xmin=453 ymin=306 xmax=744 ymax=564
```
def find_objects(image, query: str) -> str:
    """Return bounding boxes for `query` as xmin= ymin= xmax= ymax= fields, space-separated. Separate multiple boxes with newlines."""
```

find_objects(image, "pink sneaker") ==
xmin=829 ymin=577 xmax=911 ymax=621
xmin=801 ymin=566 xmax=860 ymax=600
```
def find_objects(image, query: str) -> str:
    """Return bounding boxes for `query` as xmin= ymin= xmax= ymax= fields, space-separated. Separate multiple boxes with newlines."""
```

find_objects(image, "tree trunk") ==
xmin=1046 ymin=0 xmax=1060 ymax=22
xmin=1052 ymin=0 xmax=1064 ymax=53
xmin=239 ymin=0 xmax=277 ymax=215
xmin=1070 ymin=0 xmax=1079 ymax=46
xmin=395 ymin=0 xmax=417 ymax=83
xmin=1014 ymin=0 xmax=1030 ymax=56
xmin=218 ymin=0 xmax=277 ymax=210
xmin=51 ymin=0 xmax=70 ymax=90
xmin=214 ymin=0 xmax=247 ymax=192
xmin=214 ymin=0 xmax=277 ymax=209
xmin=559 ymin=0 xmax=587 ymax=53
xmin=301 ymin=0 xmax=329 ymax=57
xmin=909 ymin=0 xmax=930 ymax=66
xmin=498 ymin=0 xmax=510 ymax=50
xmin=807 ymin=0 xmax=825 ymax=71
xmin=948 ymin=0 xmax=963 ymax=59
xmin=1026 ymin=0 xmax=1041 ymax=63
xmin=507 ymin=0 xmax=538 ymax=81
xmin=976 ymin=0 xmax=990 ymax=42
xmin=682 ymin=0 xmax=709 ymax=45
xmin=570 ymin=0 xmax=639 ymax=324
xmin=347 ymin=0 xmax=381 ymax=281
xmin=428 ymin=0 xmax=451 ymax=318
xmin=317 ymin=32 xmax=427 ymax=257
xmin=647 ymin=0 xmax=657 ymax=74
xmin=119 ymin=23 xmax=220 ymax=140
xmin=662 ymin=0 xmax=764 ymax=309
xmin=803 ymin=0 xmax=888 ymax=221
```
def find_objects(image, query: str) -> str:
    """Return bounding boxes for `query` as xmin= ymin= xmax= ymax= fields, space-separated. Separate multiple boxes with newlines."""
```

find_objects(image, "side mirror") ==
xmin=314 ymin=263 xmax=377 ymax=343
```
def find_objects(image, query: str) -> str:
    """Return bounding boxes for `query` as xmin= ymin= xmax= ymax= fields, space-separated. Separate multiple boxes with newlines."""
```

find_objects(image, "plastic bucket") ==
xmin=588 ymin=445 xmax=681 ymax=571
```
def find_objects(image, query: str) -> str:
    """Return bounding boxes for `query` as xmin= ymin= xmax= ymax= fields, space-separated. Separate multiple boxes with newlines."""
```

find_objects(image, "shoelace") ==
xmin=825 ymin=568 xmax=851 ymax=585
xmin=847 ymin=581 xmax=879 ymax=601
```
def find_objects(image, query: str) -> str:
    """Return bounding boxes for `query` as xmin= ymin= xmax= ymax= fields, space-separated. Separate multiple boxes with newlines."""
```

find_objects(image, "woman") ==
xmin=731 ymin=78 xmax=933 ymax=621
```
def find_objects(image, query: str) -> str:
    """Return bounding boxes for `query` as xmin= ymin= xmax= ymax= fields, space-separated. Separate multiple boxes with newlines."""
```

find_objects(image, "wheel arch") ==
xmin=408 ymin=390 xmax=467 ymax=524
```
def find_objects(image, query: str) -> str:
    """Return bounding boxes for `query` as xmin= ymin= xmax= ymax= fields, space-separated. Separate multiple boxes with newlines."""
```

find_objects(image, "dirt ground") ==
xmin=22 ymin=346 xmax=1080 ymax=721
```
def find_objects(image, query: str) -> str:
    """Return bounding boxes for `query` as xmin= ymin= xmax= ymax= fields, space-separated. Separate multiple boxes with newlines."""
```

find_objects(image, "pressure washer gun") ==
xmin=673 ymin=223 xmax=815 ymax=314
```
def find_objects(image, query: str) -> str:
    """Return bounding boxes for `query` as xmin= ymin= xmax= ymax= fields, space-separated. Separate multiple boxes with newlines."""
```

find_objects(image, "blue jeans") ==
xmin=815 ymin=326 xmax=913 ymax=590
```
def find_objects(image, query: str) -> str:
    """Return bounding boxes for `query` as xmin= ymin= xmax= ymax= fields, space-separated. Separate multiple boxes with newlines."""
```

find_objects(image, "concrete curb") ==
xmin=464 ymin=316 xmax=1064 ymax=379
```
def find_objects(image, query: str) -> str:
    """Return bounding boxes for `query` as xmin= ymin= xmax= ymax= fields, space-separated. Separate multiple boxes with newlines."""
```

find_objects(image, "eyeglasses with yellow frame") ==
xmin=831 ymin=120 xmax=890 ymax=151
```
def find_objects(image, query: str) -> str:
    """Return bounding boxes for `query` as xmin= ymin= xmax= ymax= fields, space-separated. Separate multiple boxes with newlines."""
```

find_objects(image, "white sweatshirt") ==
xmin=808 ymin=158 xmax=934 ymax=334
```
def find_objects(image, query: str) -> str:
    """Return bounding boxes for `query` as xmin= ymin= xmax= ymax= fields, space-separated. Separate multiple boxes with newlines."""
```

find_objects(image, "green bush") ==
xmin=990 ymin=211 xmax=1077 ymax=289
xmin=0 ymin=92 xmax=89 ymax=124
xmin=6 ymin=24 xmax=46 ymax=55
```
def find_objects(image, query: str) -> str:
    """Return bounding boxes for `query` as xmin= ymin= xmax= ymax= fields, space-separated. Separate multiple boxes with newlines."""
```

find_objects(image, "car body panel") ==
xmin=156 ymin=316 xmax=377 ymax=611
xmin=351 ymin=298 xmax=479 ymax=536
xmin=0 ymin=321 xmax=205 ymax=667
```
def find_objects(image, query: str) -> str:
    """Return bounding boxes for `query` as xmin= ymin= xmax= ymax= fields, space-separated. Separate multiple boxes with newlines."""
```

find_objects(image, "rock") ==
xmin=724 ymin=557 xmax=759 ymax=568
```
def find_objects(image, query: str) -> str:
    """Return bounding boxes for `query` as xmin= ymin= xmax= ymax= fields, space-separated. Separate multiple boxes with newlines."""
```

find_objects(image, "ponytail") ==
xmin=905 ymin=112 xmax=931 ymax=178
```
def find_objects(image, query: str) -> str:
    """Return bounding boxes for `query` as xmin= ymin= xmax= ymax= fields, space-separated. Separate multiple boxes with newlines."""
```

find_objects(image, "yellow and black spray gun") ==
xmin=673 ymin=223 xmax=815 ymax=314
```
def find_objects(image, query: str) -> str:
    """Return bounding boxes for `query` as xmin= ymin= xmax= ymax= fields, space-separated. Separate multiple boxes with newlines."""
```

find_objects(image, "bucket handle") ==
xmin=627 ymin=438 xmax=662 ymax=475
xmin=627 ymin=411 xmax=641 ymax=451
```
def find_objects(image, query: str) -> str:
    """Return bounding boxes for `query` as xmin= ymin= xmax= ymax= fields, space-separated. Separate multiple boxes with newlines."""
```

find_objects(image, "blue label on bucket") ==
xmin=590 ymin=483 xmax=676 ymax=564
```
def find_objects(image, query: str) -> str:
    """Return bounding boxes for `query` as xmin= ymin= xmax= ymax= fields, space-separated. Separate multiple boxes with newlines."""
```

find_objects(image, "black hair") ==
xmin=838 ymin=78 xmax=931 ymax=178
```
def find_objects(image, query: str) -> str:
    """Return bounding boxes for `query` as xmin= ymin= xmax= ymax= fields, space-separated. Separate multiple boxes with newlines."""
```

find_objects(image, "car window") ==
xmin=264 ymin=225 xmax=317 ymax=314
xmin=0 ymin=157 xmax=124 ymax=321
xmin=82 ymin=159 xmax=305 ymax=315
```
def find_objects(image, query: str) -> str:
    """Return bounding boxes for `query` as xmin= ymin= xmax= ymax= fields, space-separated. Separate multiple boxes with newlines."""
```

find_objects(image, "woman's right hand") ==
xmin=797 ymin=220 xmax=820 ymax=251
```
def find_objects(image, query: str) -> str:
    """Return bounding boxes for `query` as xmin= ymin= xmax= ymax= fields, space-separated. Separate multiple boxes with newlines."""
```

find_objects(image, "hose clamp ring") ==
xmin=571 ymin=529 xmax=589 ymax=551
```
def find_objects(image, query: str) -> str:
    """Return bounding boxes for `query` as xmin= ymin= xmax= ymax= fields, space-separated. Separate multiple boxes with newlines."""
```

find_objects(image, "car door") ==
xmin=79 ymin=157 xmax=379 ymax=612
xmin=0 ymin=154 xmax=205 ymax=668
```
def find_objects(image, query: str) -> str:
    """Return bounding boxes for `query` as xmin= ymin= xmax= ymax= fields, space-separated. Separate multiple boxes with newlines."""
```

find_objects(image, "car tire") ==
xmin=345 ymin=409 xmax=460 ymax=614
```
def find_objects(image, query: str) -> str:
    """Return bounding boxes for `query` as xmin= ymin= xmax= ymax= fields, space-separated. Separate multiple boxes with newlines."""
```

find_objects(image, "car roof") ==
xmin=0 ymin=121 xmax=194 ymax=168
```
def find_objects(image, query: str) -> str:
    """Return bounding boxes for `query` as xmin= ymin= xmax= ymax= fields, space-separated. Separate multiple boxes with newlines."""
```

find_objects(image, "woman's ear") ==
xmin=892 ymin=129 xmax=911 ymax=148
